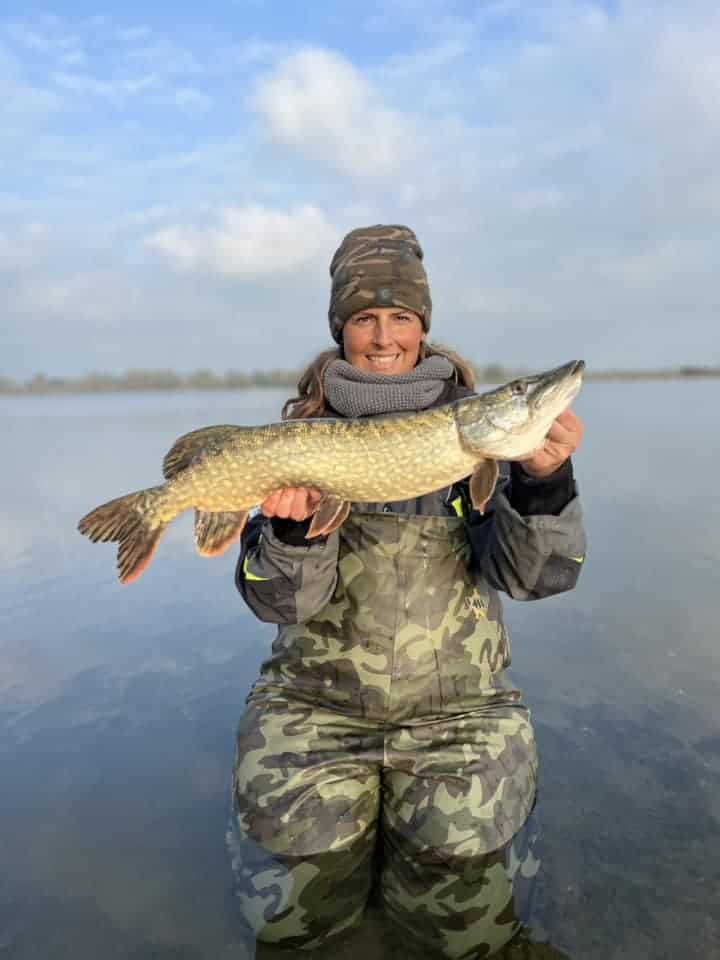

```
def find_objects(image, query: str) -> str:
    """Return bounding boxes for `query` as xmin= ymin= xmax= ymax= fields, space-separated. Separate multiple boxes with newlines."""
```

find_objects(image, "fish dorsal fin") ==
xmin=163 ymin=425 xmax=242 ymax=479
xmin=469 ymin=459 xmax=499 ymax=515
xmin=195 ymin=509 xmax=249 ymax=557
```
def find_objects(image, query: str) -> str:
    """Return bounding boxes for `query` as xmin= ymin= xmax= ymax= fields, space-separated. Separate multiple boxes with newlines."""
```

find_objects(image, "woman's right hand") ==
xmin=261 ymin=487 xmax=323 ymax=522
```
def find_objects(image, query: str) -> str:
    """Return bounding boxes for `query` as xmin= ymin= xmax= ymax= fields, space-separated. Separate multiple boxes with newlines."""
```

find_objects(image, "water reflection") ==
xmin=0 ymin=626 xmax=262 ymax=958
xmin=1 ymin=382 xmax=719 ymax=958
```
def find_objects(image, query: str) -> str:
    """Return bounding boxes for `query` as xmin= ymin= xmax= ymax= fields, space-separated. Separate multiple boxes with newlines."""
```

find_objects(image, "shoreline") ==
xmin=1 ymin=367 xmax=718 ymax=396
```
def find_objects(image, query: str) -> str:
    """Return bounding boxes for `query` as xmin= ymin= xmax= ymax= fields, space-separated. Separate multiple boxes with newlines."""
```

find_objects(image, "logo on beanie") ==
xmin=377 ymin=287 xmax=392 ymax=304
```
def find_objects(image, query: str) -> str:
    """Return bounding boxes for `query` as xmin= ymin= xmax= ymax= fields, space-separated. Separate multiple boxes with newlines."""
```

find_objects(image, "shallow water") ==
xmin=1 ymin=382 xmax=718 ymax=959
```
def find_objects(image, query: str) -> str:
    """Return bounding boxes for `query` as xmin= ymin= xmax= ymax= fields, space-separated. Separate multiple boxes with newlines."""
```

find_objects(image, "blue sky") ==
xmin=2 ymin=0 xmax=718 ymax=378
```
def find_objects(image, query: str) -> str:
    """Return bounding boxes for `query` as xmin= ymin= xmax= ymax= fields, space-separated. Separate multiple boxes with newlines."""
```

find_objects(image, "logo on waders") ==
xmin=464 ymin=589 xmax=487 ymax=621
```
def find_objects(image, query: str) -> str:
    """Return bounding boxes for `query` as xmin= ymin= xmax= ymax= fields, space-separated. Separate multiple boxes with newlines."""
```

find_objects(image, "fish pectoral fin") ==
xmin=306 ymin=495 xmax=351 ymax=538
xmin=163 ymin=425 xmax=243 ymax=479
xmin=195 ymin=509 xmax=249 ymax=557
xmin=469 ymin=459 xmax=499 ymax=515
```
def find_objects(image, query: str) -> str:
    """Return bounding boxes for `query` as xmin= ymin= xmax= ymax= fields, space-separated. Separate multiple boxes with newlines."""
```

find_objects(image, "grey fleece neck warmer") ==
xmin=323 ymin=355 xmax=455 ymax=418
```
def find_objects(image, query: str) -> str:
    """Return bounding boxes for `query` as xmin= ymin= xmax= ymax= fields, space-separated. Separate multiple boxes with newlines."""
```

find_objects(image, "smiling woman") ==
xmin=342 ymin=307 xmax=425 ymax=375
xmin=278 ymin=225 xmax=477 ymax=423
xmin=229 ymin=224 xmax=587 ymax=959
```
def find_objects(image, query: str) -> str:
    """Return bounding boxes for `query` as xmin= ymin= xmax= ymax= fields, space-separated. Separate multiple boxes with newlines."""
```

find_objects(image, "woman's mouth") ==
xmin=366 ymin=354 xmax=401 ymax=367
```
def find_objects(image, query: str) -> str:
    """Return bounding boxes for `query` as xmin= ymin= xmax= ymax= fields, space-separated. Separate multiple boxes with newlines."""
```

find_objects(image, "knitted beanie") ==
xmin=328 ymin=224 xmax=432 ymax=343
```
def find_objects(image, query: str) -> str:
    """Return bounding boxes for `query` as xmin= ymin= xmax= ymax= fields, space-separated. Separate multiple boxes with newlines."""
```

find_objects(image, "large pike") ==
xmin=78 ymin=360 xmax=584 ymax=584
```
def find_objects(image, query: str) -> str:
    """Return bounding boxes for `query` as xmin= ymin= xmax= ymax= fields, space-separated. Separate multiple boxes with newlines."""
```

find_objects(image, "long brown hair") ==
xmin=281 ymin=341 xmax=476 ymax=420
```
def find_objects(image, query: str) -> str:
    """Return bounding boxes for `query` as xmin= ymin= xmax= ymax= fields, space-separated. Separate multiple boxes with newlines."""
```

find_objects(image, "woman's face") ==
xmin=342 ymin=307 xmax=424 ymax=375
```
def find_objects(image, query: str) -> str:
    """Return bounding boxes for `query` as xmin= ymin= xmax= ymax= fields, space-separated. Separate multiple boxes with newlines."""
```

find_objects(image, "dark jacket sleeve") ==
xmin=465 ymin=458 xmax=586 ymax=600
xmin=507 ymin=458 xmax=575 ymax=517
xmin=235 ymin=512 xmax=340 ymax=624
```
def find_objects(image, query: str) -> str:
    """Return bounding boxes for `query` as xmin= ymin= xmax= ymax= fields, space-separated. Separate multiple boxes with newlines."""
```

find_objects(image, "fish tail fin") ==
xmin=78 ymin=486 xmax=167 ymax=584
xmin=194 ymin=510 xmax=249 ymax=557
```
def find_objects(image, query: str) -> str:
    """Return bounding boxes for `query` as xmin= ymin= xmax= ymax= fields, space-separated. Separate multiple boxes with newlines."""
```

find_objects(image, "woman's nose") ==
xmin=372 ymin=320 xmax=393 ymax=346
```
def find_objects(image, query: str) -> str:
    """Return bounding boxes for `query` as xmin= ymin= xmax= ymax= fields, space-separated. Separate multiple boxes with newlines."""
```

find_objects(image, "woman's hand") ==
xmin=519 ymin=409 xmax=584 ymax=479
xmin=261 ymin=486 xmax=323 ymax=521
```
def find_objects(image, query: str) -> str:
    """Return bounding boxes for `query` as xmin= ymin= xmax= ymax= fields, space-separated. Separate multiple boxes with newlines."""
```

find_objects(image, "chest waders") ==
xmin=230 ymin=512 xmax=539 ymax=958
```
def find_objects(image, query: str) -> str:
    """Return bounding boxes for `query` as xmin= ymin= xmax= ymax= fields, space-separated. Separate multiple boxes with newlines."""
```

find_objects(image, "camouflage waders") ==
xmin=230 ymin=511 xmax=539 ymax=958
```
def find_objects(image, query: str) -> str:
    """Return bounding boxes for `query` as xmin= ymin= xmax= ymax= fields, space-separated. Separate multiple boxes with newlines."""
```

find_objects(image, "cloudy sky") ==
xmin=2 ymin=0 xmax=718 ymax=378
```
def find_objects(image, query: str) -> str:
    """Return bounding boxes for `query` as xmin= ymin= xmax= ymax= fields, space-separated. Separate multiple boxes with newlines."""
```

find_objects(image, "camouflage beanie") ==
xmin=328 ymin=224 xmax=432 ymax=343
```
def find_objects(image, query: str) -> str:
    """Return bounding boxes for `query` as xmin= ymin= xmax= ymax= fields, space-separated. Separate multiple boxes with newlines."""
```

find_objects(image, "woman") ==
xmin=229 ymin=225 xmax=586 ymax=958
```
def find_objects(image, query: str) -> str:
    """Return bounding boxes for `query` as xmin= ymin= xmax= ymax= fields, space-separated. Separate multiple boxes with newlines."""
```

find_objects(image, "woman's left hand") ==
xmin=519 ymin=408 xmax=584 ymax=479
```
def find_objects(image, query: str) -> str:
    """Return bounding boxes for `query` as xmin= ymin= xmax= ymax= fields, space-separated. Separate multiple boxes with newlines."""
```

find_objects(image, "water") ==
xmin=1 ymin=382 xmax=718 ymax=959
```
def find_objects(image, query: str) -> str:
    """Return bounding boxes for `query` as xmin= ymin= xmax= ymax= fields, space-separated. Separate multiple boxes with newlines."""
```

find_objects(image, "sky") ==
xmin=1 ymin=0 xmax=719 ymax=378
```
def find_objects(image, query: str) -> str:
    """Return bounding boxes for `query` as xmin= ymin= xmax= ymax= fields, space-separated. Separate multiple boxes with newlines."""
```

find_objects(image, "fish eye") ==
xmin=511 ymin=382 xmax=526 ymax=396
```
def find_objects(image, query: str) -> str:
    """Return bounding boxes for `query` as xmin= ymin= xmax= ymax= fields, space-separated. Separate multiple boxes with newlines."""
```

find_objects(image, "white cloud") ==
xmin=597 ymin=242 xmax=683 ymax=289
xmin=0 ymin=44 xmax=66 ymax=119
xmin=230 ymin=39 xmax=282 ymax=67
xmin=116 ymin=26 xmax=153 ymax=43
xmin=58 ymin=48 xmax=86 ymax=67
xmin=510 ymin=187 xmax=564 ymax=213
xmin=252 ymin=48 xmax=418 ymax=178
xmin=120 ymin=35 xmax=204 ymax=77
xmin=0 ymin=222 xmax=48 ymax=268
xmin=173 ymin=86 xmax=213 ymax=113
xmin=52 ymin=69 xmax=159 ymax=106
xmin=50 ymin=68 xmax=214 ymax=116
xmin=375 ymin=38 xmax=470 ymax=82
xmin=145 ymin=204 xmax=338 ymax=278
xmin=5 ymin=17 xmax=83 ymax=57
xmin=3 ymin=16 xmax=210 ymax=119
xmin=108 ymin=204 xmax=179 ymax=234
xmin=17 ymin=269 xmax=141 ymax=325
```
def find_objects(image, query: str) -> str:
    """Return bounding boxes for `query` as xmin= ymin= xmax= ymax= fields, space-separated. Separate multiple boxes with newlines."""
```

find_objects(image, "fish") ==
xmin=78 ymin=359 xmax=584 ymax=584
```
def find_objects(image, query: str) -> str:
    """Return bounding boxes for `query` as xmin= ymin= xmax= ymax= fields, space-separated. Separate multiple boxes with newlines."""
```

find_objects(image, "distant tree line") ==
xmin=0 ymin=368 xmax=301 ymax=395
xmin=586 ymin=365 xmax=720 ymax=380
xmin=0 ymin=364 xmax=718 ymax=395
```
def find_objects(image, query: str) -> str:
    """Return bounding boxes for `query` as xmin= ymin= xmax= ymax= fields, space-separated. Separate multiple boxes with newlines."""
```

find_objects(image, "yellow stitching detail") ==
xmin=243 ymin=553 xmax=270 ymax=582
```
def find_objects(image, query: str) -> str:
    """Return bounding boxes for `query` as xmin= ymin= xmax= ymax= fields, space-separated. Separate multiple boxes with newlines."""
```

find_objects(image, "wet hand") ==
xmin=261 ymin=486 xmax=323 ymax=521
xmin=519 ymin=409 xmax=584 ymax=479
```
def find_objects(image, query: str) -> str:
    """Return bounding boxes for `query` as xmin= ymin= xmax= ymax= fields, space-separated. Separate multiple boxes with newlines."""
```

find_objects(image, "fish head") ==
xmin=456 ymin=360 xmax=585 ymax=459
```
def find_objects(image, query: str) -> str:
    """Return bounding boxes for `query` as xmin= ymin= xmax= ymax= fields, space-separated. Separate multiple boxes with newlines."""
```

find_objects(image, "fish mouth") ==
xmin=528 ymin=359 xmax=585 ymax=412
xmin=540 ymin=359 xmax=585 ymax=380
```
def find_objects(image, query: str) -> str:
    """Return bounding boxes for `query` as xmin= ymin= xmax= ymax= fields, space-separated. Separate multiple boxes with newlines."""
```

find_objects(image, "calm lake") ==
xmin=1 ymin=381 xmax=718 ymax=960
